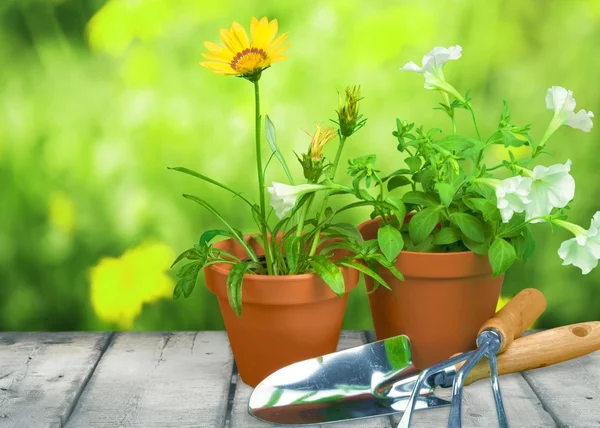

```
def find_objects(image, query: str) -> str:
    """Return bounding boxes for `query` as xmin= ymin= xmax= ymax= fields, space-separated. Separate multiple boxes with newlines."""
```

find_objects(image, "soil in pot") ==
xmin=204 ymin=235 xmax=359 ymax=387
xmin=359 ymin=218 xmax=502 ymax=370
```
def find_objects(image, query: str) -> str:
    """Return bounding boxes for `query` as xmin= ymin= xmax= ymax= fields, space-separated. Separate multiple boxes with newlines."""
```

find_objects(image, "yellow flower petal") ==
xmin=251 ymin=16 xmax=278 ymax=49
xmin=199 ymin=61 xmax=237 ymax=74
xmin=268 ymin=32 xmax=288 ymax=51
xmin=203 ymin=41 xmax=234 ymax=61
xmin=231 ymin=21 xmax=250 ymax=49
xmin=219 ymin=27 xmax=242 ymax=53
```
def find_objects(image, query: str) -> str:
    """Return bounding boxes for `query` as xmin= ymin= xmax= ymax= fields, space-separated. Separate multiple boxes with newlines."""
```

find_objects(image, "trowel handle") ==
xmin=464 ymin=321 xmax=600 ymax=385
xmin=479 ymin=288 xmax=546 ymax=353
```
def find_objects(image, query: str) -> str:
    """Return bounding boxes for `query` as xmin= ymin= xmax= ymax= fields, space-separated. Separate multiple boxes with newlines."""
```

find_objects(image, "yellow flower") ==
xmin=90 ymin=242 xmax=175 ymax=329
xmin=306 ymin=124 xmax=338 ymax=161
xmin=199 ymin=17 xmax=290 ymax=78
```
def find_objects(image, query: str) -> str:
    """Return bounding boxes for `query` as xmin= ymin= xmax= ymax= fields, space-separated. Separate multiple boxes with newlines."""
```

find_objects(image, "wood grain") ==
xmin=0 ymin=332 xmax=111 ymax=428
xmin=522 ymin=349 xmax=600 ymax=427
xmin=64 ymin=332 xmax=234 ymax=428
xmin=478 ymin=288 xmax=547 ymax=352
xmin=466 ymin=322 xmax=600 ymax=385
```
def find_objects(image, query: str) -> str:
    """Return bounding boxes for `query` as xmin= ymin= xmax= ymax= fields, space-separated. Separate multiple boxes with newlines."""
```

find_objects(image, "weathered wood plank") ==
xmin=64 ymin=332 xmax=234 ymax=428
xmin=390 ymin=373 xmax=556 ymax=427
xmin=522 ymin=349 xmax=600 ymax=428
xmin=229 ymin=331 xmax=393 ymax=428
xmin=0 ymin=332 xmax=111 ymax=428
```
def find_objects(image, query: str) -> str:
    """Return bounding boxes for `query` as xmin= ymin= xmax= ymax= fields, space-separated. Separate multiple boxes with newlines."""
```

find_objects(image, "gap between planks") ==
xmin=60 ymin=332 xmax=115 ymax=427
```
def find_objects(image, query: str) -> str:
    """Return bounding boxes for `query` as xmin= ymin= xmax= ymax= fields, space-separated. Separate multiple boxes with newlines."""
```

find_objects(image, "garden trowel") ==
xmin=248 ymin=288 xmax=600 ymax=426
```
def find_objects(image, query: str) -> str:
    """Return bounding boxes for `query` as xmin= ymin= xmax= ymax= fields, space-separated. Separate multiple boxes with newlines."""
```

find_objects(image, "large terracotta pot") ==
xmin=204 ymin=235 xmax=359 ymax=387
xmin=358 ymin=218 xmax=503 ymax=370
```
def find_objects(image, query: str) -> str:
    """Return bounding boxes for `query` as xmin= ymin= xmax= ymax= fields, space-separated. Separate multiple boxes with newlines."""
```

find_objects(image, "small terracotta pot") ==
xmin=358 ymin=218 xmax=503 ymax=370
xmin=204 ymin=235 xmax=359 ymax=387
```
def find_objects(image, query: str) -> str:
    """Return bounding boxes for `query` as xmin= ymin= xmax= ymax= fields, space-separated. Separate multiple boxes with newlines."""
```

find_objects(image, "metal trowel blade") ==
xmin=248 ymin=335 xmax=451 ymax=425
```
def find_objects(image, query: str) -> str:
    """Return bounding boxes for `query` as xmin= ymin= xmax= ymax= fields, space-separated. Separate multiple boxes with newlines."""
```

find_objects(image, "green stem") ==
xmin=308 ymin=135 xmax=347 ymax=256
xmin=253 ymin=80 xmax=274 ymax=274
xmin=469 ymin=105 xmax=485 ymax=167
xmin=498 ymin=216 xmax=546 ymax=238
xmin=442 ymin=92 xmax=457 ymax=133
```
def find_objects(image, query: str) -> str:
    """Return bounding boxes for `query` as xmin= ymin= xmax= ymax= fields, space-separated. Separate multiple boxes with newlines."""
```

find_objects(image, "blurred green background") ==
xmin=1 ymin=0 xmax=599 ymax=332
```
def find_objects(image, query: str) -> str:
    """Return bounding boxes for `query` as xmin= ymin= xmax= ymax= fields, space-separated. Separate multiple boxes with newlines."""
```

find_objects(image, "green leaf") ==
xmin=173 ymin=281 xmax=183 ymax=300
xmin=437 ymin=135 xmax=481 ymax=154
xmin=326 ymin=223 xmax=363 ymax=244
xmin=405 ymin=234 xmax=435 ymax=252
xmin=405 ymin=156 xmax=422 ymax=172
xmin=462 ymin=236 xmax=487 ymax=255
xmin=199 ymin=229 xmax=230 ymax=246
xmin=434 ymin=227 xmax=461 ymax=245
xmin=513 ymin=227 xmax=536 ymax=262
xmin=265 ymin=115 xmax=295 ymax=185
xmin=309 ymin=256 xmax=345 ymax=296
xmin=169 ymin=167 xmax=255 ymax=209
xmin=182 ymin=194 xmax=258 ymax=263
xmin=385 ymin=196 xmax=407 ymax=223
xmin=402 ymin=191 xmax=435 ymax=207
xmin=377 ymin=225 xmax=404 ymax=262
xmin=179 ymin=263 xmax=201 ymax=298
xmin=498 ymin=212 xmax=527 ymax=238
xmin=171 ymin=248 xmax=196 ymax=268
xmin=284 ymin=236 xmax=303 ymax=273
xmin=365 ymin=253 xmax=404 ymax=280
xmin=338 ymin=260 xmax=390 ymax=290
xmin=387 ymin=176 xmax=412 ymax=191
xmin=435 ymin=182 xmax=455 ymax=206
xmin=380 ymin=168 xmax=411 ymax=183
xmin=227 ymin=262 xmax=249 ymax=317
xmin=488 ymin=237 xmax=517 ymax=277
xmin=467 ymin=198 xmax=501 ymax=222
xmin=408 ymin=207 xmax=442 ymax=244
xmin=450 ymin=212 xmax=485 ymax=243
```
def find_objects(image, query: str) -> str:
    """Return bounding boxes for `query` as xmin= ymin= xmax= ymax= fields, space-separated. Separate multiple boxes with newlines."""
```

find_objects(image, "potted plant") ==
xmin=352 ymin=45 xmax=596 ymax=369
xmin=169 ymin=17 xmax=400 ymax=387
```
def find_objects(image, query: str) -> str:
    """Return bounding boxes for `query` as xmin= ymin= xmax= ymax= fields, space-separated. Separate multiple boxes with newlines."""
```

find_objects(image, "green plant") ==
xmin=170 ymin=17 xmax=401 ymax=316
xmin=347 ymin=45 xmax=597 ymax=278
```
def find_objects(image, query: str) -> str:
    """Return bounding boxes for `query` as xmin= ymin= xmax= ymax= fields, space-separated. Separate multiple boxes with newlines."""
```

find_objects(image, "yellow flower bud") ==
xmin=336 ymin=85 xmax=365 ymax=137
xmin=306 ymin=124 xmax=338 ymax=161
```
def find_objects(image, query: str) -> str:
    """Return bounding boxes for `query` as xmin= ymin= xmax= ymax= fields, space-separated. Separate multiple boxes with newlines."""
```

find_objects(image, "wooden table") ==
xmin=0 ymin=331 xmax=598 ymax=428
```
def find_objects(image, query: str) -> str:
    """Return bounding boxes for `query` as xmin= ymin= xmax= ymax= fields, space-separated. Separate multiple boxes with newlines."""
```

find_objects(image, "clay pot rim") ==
xmin=358 ymin=217 xmax=480 ymax=257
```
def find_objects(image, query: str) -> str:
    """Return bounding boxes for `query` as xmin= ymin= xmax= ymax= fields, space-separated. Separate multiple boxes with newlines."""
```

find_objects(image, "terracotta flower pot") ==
xmin=204 ymin=235 xmax=359 ymax=387
xmin=358 ymin=218 xmax=503 ymax=370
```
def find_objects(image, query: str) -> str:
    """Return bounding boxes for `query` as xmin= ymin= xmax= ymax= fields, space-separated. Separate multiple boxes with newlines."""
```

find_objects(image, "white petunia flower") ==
xmin=267 ymin=182 xmax=328 ymax=219
xmin=495 ymin=176 xmax=533 ymax=223
xmin=400 ymin=45 xmax=464 ymax=100
xmin=400 ymin=45 xmax=463 ymax=74
xmin=525 ymin=160 xmax=575 ymax=222
xmin=546 ymin=86 xmax=594 ymax=132
xmin=557 ymin=212 xmax=600 ymax=274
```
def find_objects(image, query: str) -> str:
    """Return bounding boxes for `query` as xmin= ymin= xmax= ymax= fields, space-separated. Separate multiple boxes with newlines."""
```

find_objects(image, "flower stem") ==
xmin=441 ymin=92 xmax=457 ymax=133
xmin=308 ymin=135 xmax=347 ymax=257
xmin=469 ymin=104 xmax=485 ymax=167
xmin=253 ymin=80 xmax=274 ymax=275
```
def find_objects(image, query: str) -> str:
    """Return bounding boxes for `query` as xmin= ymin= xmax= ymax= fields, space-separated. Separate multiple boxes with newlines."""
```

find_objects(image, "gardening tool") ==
xmin=249 ymin=288 xmax=556 ymax=426
xmin=397 ymin=288 xmax=547 ymax=428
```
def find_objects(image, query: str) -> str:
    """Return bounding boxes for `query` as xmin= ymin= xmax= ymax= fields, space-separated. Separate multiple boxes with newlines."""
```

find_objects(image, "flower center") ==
xmin=230 ymin=48 xmax=269 ymax=74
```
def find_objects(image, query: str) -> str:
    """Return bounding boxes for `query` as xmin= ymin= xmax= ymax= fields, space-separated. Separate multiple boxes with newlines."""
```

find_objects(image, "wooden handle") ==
xmin=463 ymin=321 xmax=600 ymax=385
xmin=479 ymin=288 xmax=546 ymax=352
